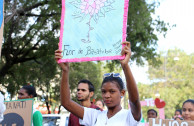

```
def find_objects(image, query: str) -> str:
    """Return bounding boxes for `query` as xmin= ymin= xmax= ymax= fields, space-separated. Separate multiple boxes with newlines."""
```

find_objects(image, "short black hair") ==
xmin=21 ymin=85 xmax=37 ymax=97
xmin=147 ymin=109 xmax=158 ymax=117
xmin=175 ymin=109 xmax=182 ymax=115
xmin=101 ymin=74 xmax=124 ymax=91
xmin=182 ymin=99 xmax=194 ymax=107
xmin=78 ymin=79 xmax=95 ymax=92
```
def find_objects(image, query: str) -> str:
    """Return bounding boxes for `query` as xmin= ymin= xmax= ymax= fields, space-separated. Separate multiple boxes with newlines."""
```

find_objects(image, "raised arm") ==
xmin=55 ymin=50 xmax=84 ymax=119
xmin=120 ymin=42 xmax=141 ymax=121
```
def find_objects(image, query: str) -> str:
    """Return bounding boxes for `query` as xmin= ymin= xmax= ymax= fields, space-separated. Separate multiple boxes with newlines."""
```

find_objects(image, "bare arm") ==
xmin=55 ymin=50 xmax=84 ymax=119
xmin=120 ymin=42 xmax=141 ymax=121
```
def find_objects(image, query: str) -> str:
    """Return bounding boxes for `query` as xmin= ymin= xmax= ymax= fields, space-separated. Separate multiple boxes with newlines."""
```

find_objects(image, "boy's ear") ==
xmin=89 ymin=92 xmax=94 ymax=98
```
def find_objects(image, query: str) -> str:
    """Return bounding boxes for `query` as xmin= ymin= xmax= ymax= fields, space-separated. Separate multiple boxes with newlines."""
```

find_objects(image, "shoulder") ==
xmin=33 ymin=109 xmax=42 ymax=117
xmin=0 ymin=93 xmax=4 ymax=103
xmin=119 ymin=109 xmax=133 ymax=118
xmin=84 ymin=107 xmax=104 ymax=114
xmin=69 ymin=113 xmax=78 ymax=119
xmin=123 ymin=109 xmax=141 ymax=125
xmin=90 ymin=103 xmax=102 ymax=111
xmin=84 ymin=107 xmax=106 ymax=117
xmin=33 ymin=110 xmax=43 ymax=126
xmin=0 ymin=94 xmax=6 ymax=114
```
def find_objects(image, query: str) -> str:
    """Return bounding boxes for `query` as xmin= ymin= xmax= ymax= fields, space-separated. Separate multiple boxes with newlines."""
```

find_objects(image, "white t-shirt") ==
xmin=0 ymin=92 xmax=6 ymax=122
xmin=79 ymin=107 xmax=139 ymax=126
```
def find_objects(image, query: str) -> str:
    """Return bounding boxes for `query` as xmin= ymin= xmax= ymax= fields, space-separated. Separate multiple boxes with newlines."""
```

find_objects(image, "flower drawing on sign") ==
xmin=80 ymin=0 xmax=106 ymax=15
xmin=70 ymin=0 xmax=115 ymax=43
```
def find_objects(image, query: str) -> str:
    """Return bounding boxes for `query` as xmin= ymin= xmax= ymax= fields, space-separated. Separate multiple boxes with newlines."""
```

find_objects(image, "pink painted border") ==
xmin=58 ymin=0 xmax=129 ymax=63
xmin=123 ymin=0 xmax=129 ymax=42
xmin=59 ymin=0 xmax=65 ymax=53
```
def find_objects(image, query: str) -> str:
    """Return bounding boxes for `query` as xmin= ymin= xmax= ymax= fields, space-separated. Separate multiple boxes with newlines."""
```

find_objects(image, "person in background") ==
xmin=18 ymin=85 xmax=43 ymax=126
xmin=147 ymin=109 xmax=157 ymax=119
xmin=182 ymin=99 xmax=194 ymax=121
xmin=55 ymin=41 xmax=141 ymax=126
xmin=173 ymin=109 xmax=182 ymax=120
xmin=95 ymin=100 xmax=104 ymax=110
xmin=0 ymin=92 xmax=6 ymax=122
xmin=68 ymin=79 xmax=101 ymax=126
xmin=174 ymin=116 xmax=183 ymax=121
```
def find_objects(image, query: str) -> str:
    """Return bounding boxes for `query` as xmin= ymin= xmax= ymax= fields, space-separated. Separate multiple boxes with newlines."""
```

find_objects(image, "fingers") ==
xmin=55 ymin=49 xmax=63 ymax=60
xmin=121 ymin=47 xmax=130 ymax=56
xmin=121 ymin=41 xmax=131 ymax=48
xmin=121 ymin=41 xmax=131 ymax=56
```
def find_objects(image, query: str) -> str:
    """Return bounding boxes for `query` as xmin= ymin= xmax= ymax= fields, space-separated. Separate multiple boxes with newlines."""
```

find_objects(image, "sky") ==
xmin=131 ymin=0 xmax=194 ymax=84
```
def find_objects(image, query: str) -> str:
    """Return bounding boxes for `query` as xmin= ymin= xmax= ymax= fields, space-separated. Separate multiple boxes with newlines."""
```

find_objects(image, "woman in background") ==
xmin=95 ymin=100 xmax=105 ymax=110
xmin=182 ymin=99 xmax=194 ymax=121
xmin=18 ymin=85 xmax=43 ymax=126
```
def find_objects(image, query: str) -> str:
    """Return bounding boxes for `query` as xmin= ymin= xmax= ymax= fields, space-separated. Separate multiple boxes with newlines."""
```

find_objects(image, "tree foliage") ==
xmin=139 ymin=49 xmax=194 ymax=119
xmin=1 ymin=0 xmax=170 ymax=105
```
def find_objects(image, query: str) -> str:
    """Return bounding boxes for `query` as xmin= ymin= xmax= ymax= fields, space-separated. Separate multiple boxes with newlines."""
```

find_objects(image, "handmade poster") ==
xmin=59 ymin=0 xmax=129 ymax=62
xmin=129 ymin=98 xmax=165 ymax=120
xmin=0 ymin=99 xmax=34 ymax=126
xmin=149 ymin=119 xmax=194 ymax=126
xmin=0 ymin=0 xmax=4 ymax=58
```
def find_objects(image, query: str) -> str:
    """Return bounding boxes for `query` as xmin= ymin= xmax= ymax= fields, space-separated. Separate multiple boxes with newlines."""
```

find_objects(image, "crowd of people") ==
xmin=0 ymin=41 xmax=194 ymax=126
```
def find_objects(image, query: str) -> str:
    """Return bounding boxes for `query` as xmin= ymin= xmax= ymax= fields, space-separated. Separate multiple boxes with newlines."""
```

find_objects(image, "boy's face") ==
xmin=18 ymin=88 xmax=32 ymax=99
xmin=77 ymin=83 xmax=92 ymax=101
xmin=175 ymin=111 xmax=181 ymax=116
xmin=147 ymin=110 xmax=157 ymax=119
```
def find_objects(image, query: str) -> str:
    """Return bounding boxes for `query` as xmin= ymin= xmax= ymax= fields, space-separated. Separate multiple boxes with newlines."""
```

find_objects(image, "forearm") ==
xmin=60 ymin=68 xmax=71 ymax=107
xmin=60 ymin=64 xmax=84 ymax=119
xmin=122 ymin=64 xmax=141 ymax=120
xmin=55 ymin=50 xmax=84 ymax=118
xmin=122 ymin=64 xmax=139 ymax=102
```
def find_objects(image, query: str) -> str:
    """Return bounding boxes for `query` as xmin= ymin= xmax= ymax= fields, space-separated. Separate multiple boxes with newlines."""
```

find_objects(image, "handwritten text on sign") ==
xmin=149 ymin=119 xmax=194 ymax=126
xmin=0 ymin=99 xmax=33 ymax=126
xmin=62 ymin=40 xmax=121 ymax=57
xmin=5 ymin=101 xmax=27 ymax=109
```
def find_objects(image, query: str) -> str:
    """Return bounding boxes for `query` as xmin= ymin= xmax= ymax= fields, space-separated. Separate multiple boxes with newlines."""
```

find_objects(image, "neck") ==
xmin=80 ymin=99 xmax=91 ymax=107
xmin=107 ymin=105 xmax=122 ymax=118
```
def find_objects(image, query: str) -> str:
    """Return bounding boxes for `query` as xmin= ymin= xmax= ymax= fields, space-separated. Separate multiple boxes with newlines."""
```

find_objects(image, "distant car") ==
xmin=42 ymin=114 xmax=69 ymax=126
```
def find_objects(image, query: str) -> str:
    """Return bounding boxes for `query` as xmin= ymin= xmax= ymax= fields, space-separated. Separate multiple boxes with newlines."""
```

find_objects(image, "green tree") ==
xmin=144 ymin=49 xmax=194 ymax=118
xmin=1 ymin=0 xmax=61 ymax=96
xmin=1 ymin=0 xmax=170 ymax=100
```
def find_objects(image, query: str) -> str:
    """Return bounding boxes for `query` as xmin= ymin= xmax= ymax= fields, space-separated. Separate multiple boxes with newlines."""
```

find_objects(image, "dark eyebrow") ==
xmin=77 ymin=89 xmax=87 ymax=91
